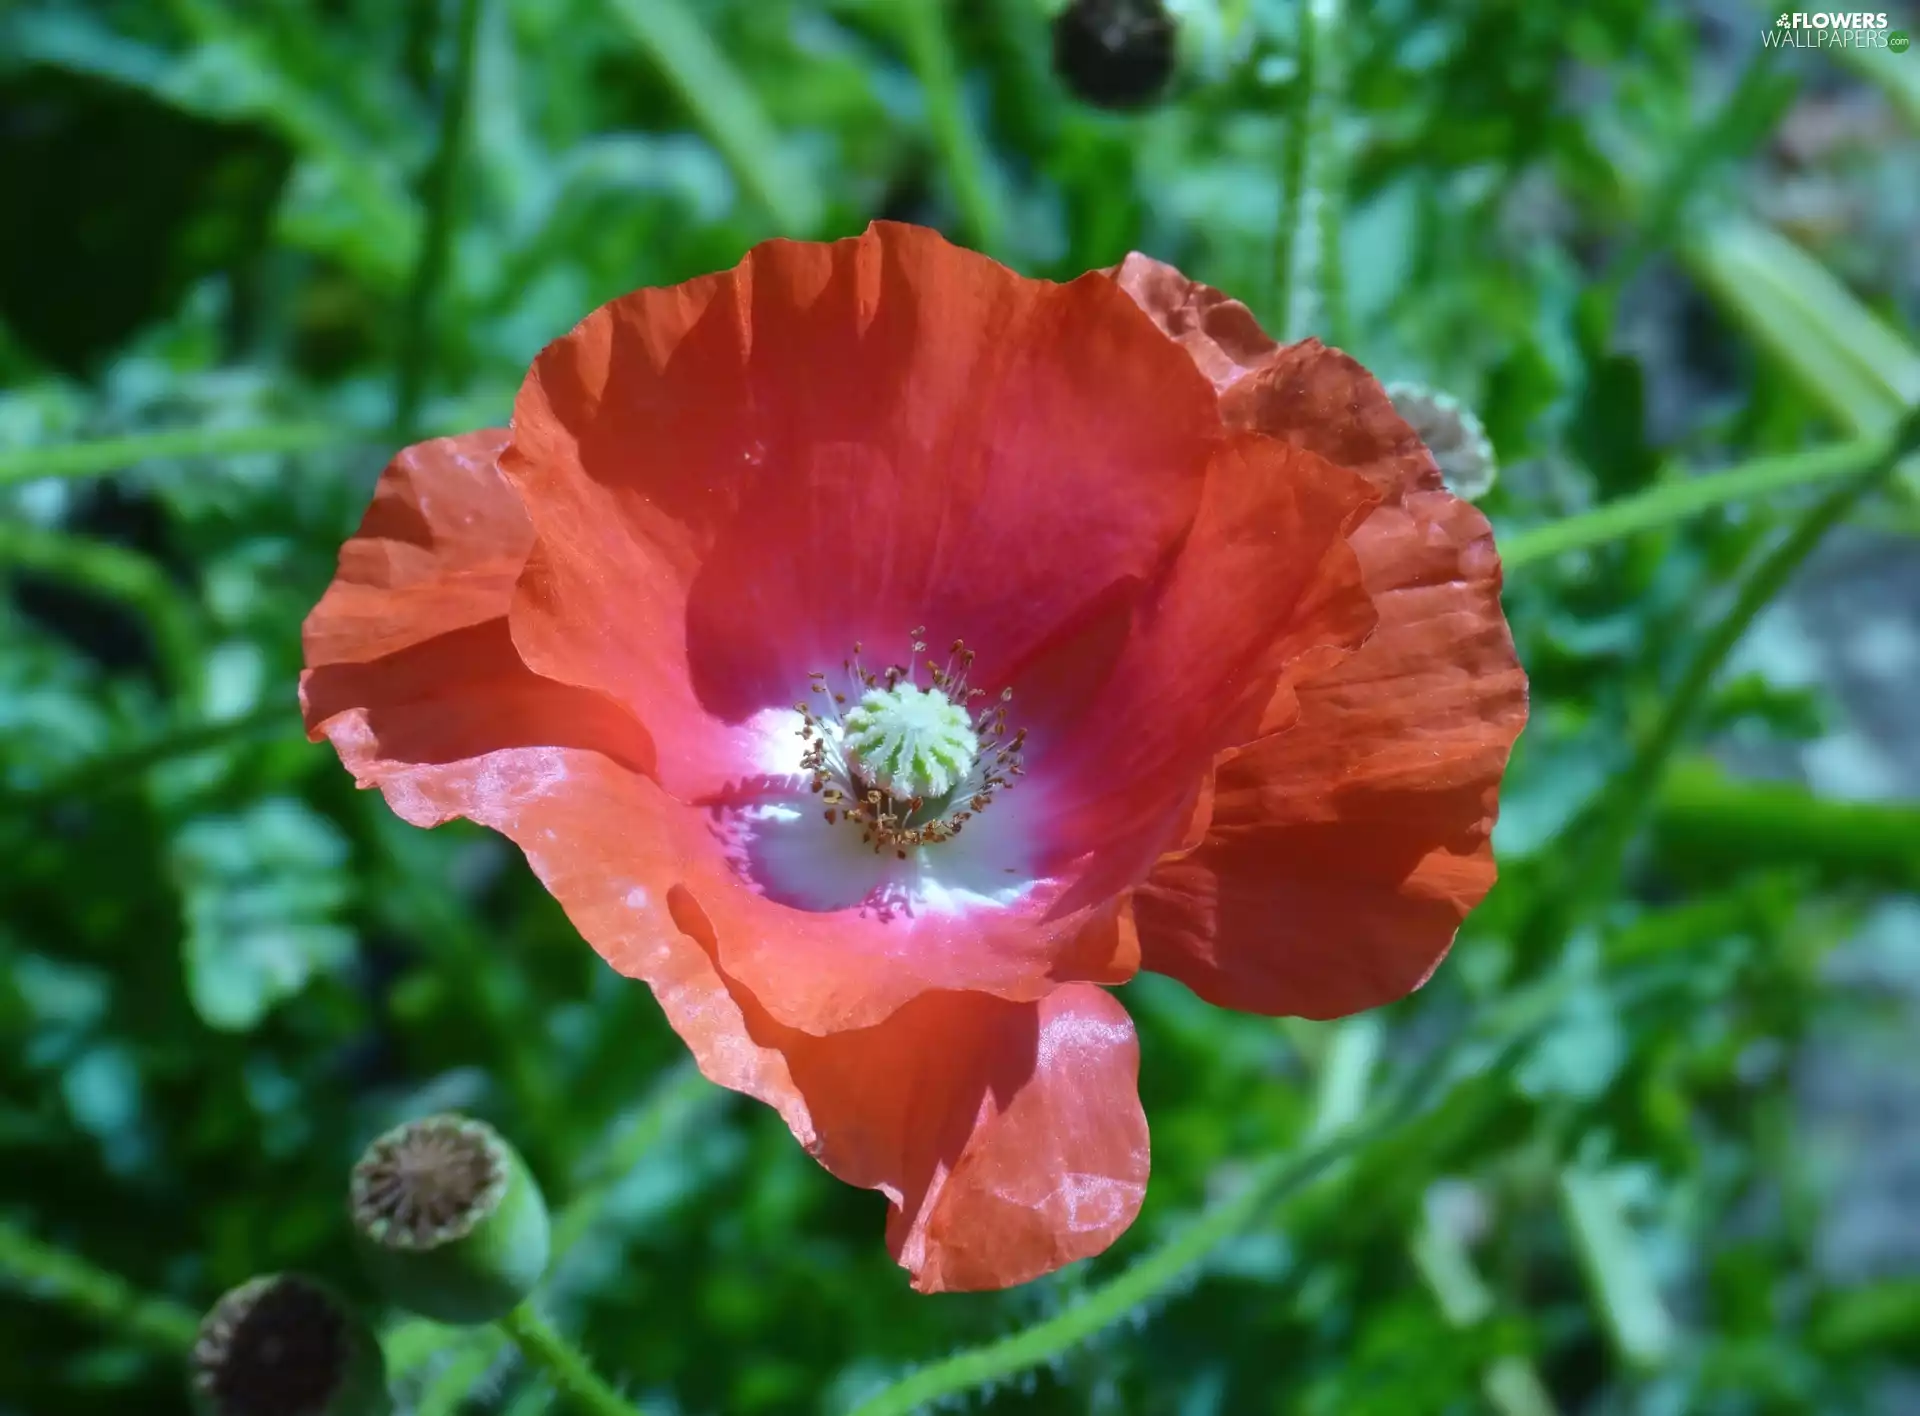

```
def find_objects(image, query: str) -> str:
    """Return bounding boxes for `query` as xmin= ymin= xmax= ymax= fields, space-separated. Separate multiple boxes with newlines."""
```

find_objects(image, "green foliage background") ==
xmin=2 ymin=1 xmax=1919 ymax=1413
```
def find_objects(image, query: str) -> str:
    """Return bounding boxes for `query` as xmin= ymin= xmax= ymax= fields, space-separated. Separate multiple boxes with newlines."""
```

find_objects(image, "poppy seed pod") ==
xmin=190 ymin=1274 xmax=390 ymax=1416
xmin=349 ymin=1114 xmax=550 ymax=1325
xmin=1052 ymin=0 xmax=1177 ymax=110
xmin=1384 ymin=382 xmax=1499 ymax=501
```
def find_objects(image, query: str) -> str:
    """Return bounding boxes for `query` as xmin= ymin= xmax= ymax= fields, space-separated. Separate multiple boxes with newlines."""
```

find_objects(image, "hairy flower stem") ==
xmin=386 ymin=1065 xmax=720 ymax=1388
xmin=1526 ymin=402 xmax=1920 ymax=949
xmin=1497 ymin=436 xmax=1885 ymax=571
xmin=0 ymin=1218 xmax=200 ymax=1354
xmin=845 ymin=980 xmax=1569 ymax=1416
xmin=392 ymin=0 xmax=484 ymax=443
xmin=1274 ymin=0 xmax=1345 ymax=344
xmin=497 ymin=1305 xmax=643 ymax=1416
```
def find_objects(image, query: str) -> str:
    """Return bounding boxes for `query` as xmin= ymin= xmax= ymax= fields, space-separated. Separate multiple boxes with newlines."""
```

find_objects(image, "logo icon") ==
xmin=1891 ymin=29 xmax=1911 ymax=50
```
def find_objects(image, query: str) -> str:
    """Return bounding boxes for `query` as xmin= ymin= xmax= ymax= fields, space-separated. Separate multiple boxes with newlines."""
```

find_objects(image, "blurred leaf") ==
xmin=1559 ymin=1166 xmax=1678 ymax=1372
xmin=168 ymin=797 xmax=355 ymax=1031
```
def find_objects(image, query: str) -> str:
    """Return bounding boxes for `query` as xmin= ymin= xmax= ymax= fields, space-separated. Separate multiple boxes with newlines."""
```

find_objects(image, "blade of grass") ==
xmin=1834 ymin=36 xmax=1920 ymax=129
xmin=604 ymin=0 xmax=824 ymax=235
xmin=0 ymin=422 xmax=354 ymax=485
xmin=393 ymin=0 xmax=485 ymax=442
xmin=1559 ymin=1168 xmax=1676 ymax=1371
xmin=1684 ymin=218 xmax=1920 ymax=436
xmin=1410 ymin=1218 xmax=1562 ymax=1416
xmin=896 ymin=0 xmax=1009 ymax=255
xmin=1652 ymin=758 xmax=1920 ymax=891
xmin=13 ymin=701 xmax=298 ymax=808
xmin=0 ymin=395 xmax=503 ymax=487
xmin=0 ymin=1219 xmax=200 ymax=1354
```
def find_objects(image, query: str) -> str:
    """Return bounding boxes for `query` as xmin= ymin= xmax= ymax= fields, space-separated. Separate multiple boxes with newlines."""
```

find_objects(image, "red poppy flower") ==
xmin=301 ymin=223 xmax=1526 ymax=1293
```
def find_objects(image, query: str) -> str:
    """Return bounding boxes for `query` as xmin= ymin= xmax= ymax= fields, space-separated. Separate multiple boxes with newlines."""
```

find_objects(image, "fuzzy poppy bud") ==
xmin=349 ymin=1113 xmax=550 ymax=1326
xmin=1052 ymin=0 xmax=1177 ymax=110
xmin=190 ymin=1274 xmax=390 ymax=1416
xmin=1385 ymin=382 xmax=1499 ymax=502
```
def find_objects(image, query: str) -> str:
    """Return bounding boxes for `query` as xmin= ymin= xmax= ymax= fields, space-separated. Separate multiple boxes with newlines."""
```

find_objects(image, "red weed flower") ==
xmin=301 ymin=223 xmax=1526 ymax=1293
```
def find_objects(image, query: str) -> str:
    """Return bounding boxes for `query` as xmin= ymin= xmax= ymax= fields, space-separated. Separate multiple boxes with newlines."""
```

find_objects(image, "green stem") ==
xmin=1537 ymin=404 xmax=1920 ymax=937
xmin=393 ymin=0 xmax=484 ymax=443
xmin=13 ymin=701 xmax=296 ymax=808
xmin=897 ymin=0 xmax=1008 ymax=256
xmin=0 ymin=519 xmax=202 ymax=694
xmin=497 ymin=1305 xmax=642 ymax=1416
xmin=847 ymin=1130 xmax=1370 ymax=1416
xmin=1652 ymin=758 xmax=1920 ymax=891
xmin=387 ymin=1064 xmax=719 ymax=1388
xmin=0 ymin=393 xmax=505 ymax=488
xmin=416 ymin=1337 xmax=509 ymax=1416
xmin=605 ymin=0 xmax=823 ymax=235
xmin=1497 ymin=436 xmax=1884 ymax=571
xmin=845 ymin=983 xmax=1564 ymax=1416
xmin=0 ymin=422 xmax=352 ymax=486
xmin=0 ymin=1219 xmax=200 ymax=1354
xmin=1274 ymin=0 xmax=1345 ymax=343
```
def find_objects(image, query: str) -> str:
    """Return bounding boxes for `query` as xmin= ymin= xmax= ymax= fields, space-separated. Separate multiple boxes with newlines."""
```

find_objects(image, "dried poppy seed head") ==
xmin=190 ymin=1275 xmax=388 ymax=1416
xmin=1386 ymin=382 xmax=1499 ymax=502
xmin=351 ymin=1114 xmax=504 ymax=1249
xmin=349 ymin=1114 xmax=549 ymax=1326
xmin=1053 ymin=0 xmax=1177 ymax=110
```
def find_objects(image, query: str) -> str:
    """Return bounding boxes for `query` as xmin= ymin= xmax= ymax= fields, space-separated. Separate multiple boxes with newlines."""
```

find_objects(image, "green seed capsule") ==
xmin=349 ymin=1113 xmax=551 ymax=1326
xmin=1385 ymin=382 xmax=1499 ymax=502
xmin=190 ymin=1274 xmax=390 ymax=1416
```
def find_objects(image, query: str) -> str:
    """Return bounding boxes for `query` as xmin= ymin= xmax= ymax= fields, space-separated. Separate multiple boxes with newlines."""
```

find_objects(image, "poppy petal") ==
xmin=1105 ymin=253 xmax=1280 ymax=393
xmin=1110 ymin=267 xmax=1528 ymax=1018
xmin=502 ymin=221 xmax=1223 ymax=808
xmin=747 ymin=979 xmax=1150 ymax=1294
xmin=1219 ymin=339 xmax=1447 ymax=515
xmin=1018 ymin=430 xmax=1379 ymax=905
xmin=302 ymin=430 xmax=527 ymax=663
xmin=356 ymin=744 xmax=1147 ymax=1291
xmin=1133 ymin=485 xmax=1526 ymax=1017
xmin=300 ymin=422 xmax=1132 ymax=1038
xmin=494 ymin=222 xmax=1342 ymax=1032
xmin=300 ymin=432 xmax=656 ymax=789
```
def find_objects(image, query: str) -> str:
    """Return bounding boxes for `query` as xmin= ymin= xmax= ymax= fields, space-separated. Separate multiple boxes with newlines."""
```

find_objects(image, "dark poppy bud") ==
xmin=190 ymin=1274 xmax=389 ymax=1416
xmin=349 ymin=1113 xmax=550 ymax=1326
xmin=1052 ymin=0 xmax=1177 ymax=110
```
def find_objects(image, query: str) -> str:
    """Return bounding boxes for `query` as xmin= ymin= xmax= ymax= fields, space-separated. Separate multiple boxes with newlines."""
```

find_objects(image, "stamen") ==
xmin=793 ymin=630 xmax=1030 ymax=857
